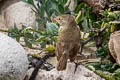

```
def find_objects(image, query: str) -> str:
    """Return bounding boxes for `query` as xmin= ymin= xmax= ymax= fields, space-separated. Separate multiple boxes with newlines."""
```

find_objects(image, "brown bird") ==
xmin=53 ymin=14 xmax=81 ymax=71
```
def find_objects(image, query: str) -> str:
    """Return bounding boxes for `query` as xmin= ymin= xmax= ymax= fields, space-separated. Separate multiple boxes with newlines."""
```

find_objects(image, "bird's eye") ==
xmin=58 ymin=18 xmax=61 ymax=20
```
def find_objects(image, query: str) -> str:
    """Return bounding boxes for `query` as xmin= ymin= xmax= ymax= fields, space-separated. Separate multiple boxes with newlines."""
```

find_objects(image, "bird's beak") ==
xmin=52 ymin=17 xmax=57 ymax=22
xmin=52 ymin=17 xmax=60 ymax=26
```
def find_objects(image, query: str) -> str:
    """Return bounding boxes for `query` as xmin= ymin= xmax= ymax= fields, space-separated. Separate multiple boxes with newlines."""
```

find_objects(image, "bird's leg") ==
xmin=74 ymin=62 xmax=81 ymax=74
xmin=79 ymin=42 xmax=84 ymax=55
xmin=78 ymin=43 xmax=87 ymax=58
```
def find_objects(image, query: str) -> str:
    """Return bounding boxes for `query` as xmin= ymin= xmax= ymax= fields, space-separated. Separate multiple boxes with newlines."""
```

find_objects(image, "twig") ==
xmin=80 ymin=26 xmax=109 ymax=54
xmin=0 ymin=29 xmax=9 ymax=33
xmin=83 ymin=26 xmax=108 ymax=45
xmin=29 ymin=53 xmax=55 ymax=80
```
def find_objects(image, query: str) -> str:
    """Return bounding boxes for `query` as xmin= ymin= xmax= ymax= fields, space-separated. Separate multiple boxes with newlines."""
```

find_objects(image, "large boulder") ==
xmin=108 ymin=30 xmax=120 ymax=65
xmin=0 ymin=0 xmax=20 ymax=29
xmin=26 ymin=63 xmax=104 ymax=80
xmin=83 ymin=0 xmax=107 ymax=13
xmin=0 ymin=33 xmax=28 ymax=80
xmin=3 ymin=1 xmax=36 ymax=29
xmin=0 ymin=0 xmax=19 ymax=14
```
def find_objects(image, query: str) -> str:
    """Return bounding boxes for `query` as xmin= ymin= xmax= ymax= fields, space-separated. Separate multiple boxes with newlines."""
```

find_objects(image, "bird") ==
xmin=53 ymin=14 xmax=81 ymax=71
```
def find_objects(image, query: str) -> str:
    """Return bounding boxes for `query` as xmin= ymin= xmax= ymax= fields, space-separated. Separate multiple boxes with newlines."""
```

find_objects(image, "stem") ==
xmin=0 ymin=29 xmax=9 ymax=32
xmin=83 ymin=26 xmax=108 ymax=45
xmin=80 ymin=26 xmax=110 ymax=54
xmin=29 ymin=53 xmax=55 ymax=80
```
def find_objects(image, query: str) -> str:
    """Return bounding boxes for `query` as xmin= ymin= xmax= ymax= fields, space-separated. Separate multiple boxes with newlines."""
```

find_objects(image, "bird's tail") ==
xmin=57 ymin=53 xmax=68 ymax=71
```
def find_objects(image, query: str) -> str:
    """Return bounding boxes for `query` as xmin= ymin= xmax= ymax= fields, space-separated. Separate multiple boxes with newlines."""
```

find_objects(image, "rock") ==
xmin=0 ymin=33 xmax=28 ymax=80
xmin=0 ymin=13 xmax=5 ymax=29
xmin=0 ymin=0 xmax=19 ymax=14
xmin=3 ymin=1 xmax=36 ymax=29
xmin=83 ymin=47 xmax=97 ymax=55
xmin=83 ymin=0 xmax=107 ymax=13
xmin=108 ymin=30 xmax=120 ymax=65
xmin=0 ymin=0 xmax=20 ymax=29
xmin=26 ymin=63 xmax=104 ymax=80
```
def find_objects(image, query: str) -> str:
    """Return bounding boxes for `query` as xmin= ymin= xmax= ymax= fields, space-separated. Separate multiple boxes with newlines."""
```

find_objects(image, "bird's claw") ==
xmin=73 ymin=62 xmax=81 ymax=74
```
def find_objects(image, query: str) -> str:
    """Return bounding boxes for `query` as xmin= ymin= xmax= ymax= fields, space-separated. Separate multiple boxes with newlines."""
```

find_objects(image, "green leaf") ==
xmin=13 ymin=23 xmax=19 ymax=33
xmin=113 ymin=68 xmax=120 ymax=80
xmin=45 ymin=0 xmax=57 ymax=11
xmin=115 ymin=0 xmax=120 ymax=2
xmin=108 ymin=12 xmax=118 ymax=19
xmin=22 ymin=25 xmax=27 ymax=30
xmin=64 ymin=6 xmax=70 ymax=13
xmin=45 ymin=45 xmax=55 ymax=53
xmin=63 ymin=0 xmax=67 ymax=4
xmin=24 ymin=33 xmax=34 ymax=39
xmin=46 ymin=22 xmax=58 ymax=34
xmin=36 ymin=18 xmax=43 ymax=24
xmin=41 ymin=0 xmax=45 ymax=4
xmin=100 ymin=10 xmax=108 ymax=17
xmin=109 ymin=20 xmax=120 ymax=24
xmin=21 ymin=0 xmax=27 ymax=3
xmin=16 ymin=36 xmax=20 ymax=42
xmin=58 ymin=4 xmax=64 ymax=14
xmin=58 ymin=0 xmax=67 ymax=4
xmin=39 ymin=5 xmax=45 ymax=17
xmin=89 ymin=19 xmax=93 ymax=29
xmin=40 ymin=41 xmax=46 ymax=48
xmin=51 ymin=36 xmax=57 ymax=42
xmin=48 ymin=8 xmax=59 ymax=17
xmin=24 ymin=37 xmax=32 ymax=48
xmin=21 ymin=0 xmax=34 ymax=5
xmin=82 ymin=18 xmax=88 ymax=32
xmin=36 ymin=36 xmax=47 ymax=42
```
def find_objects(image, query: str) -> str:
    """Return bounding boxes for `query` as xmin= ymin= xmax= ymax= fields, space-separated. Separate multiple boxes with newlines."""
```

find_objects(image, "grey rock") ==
xmin=3 ymin=1 xmax=36 ymax=29
xmin=0 ymin=33 xmax=28 ymax=80
xmin=108 ymin=30 xmax=120 ymax=65
xmin=26 ymin=63 xmax=104 ymax=80
xmin=0 ymin=0 xmax=19 ymax=14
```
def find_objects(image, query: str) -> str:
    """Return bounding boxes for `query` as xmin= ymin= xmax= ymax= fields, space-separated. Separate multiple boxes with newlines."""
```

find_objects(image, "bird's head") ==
xmin=52 ymin=14 xmax=76 ymax=27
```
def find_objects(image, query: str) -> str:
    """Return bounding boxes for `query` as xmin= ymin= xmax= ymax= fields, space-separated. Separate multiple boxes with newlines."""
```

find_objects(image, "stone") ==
xmin=0 ymin=0 xmax=19 ymax=14
xmin=3 ymin=1 xmax=36 ymax=29
xmin=108 ymin=30 xmax=120 ymax=65
xmin=0 ymin=0 xmax=19 ymax=29
xmin=0 ymin=33 xmax=28 ymax=80
xmin=83 ymin=0 xmax=107 ymax=13
xmin=25 ymin=63 xmax=104 ymax=80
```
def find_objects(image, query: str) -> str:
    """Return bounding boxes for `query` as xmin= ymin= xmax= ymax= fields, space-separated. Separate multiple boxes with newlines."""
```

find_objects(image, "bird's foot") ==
xmin=73 ymin=62 xmax=81 ymax=74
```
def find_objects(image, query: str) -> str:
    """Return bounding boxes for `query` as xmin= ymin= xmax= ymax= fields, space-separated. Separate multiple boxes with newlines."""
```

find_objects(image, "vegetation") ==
xmin=0 ymin=0 xmax=120 ymax=79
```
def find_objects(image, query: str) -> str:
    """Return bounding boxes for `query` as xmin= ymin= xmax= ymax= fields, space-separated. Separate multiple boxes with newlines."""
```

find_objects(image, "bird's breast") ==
xmin=57 ymin=28 xmax=80 ymax=43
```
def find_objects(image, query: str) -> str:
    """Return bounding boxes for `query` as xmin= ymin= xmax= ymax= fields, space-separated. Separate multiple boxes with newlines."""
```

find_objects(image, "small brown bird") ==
xmin=53 ymin=14 xmax=81 ymax=71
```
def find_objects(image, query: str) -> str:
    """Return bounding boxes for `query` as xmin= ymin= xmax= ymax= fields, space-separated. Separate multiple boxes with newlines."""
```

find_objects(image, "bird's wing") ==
xmin=69 ymin=43 xmax=81 ymax=62
xmin=55 ymin=42 xmax=74 ymax=60
xmin=55 ymin=42 xmax=64 ymax=61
